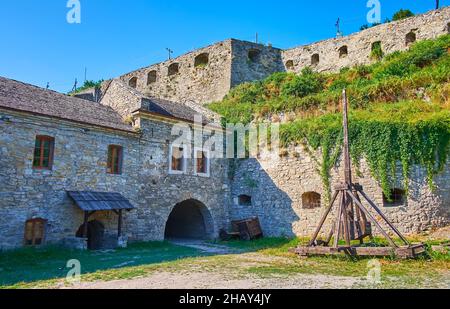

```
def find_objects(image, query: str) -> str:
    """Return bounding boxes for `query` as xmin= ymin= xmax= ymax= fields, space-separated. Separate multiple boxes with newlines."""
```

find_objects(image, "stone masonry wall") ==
xmin=113 ymin=8 xmax=450 ymax=107
xmin=282 ymin=7 xmax=450 ymax=73
xmin=0 ymin=109 xmax=230 ymax=250
xmin=230 ymin=150 xmax=450 ymax=238
xmin=118 ymin=40 xmax=234 ymax=106
xmin=230 ymin=40 xmax=284 ymax=87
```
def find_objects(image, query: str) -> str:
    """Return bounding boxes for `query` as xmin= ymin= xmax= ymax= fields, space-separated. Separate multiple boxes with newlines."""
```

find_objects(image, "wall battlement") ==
xmin=116 ymin=7 xmax=450 ymax=106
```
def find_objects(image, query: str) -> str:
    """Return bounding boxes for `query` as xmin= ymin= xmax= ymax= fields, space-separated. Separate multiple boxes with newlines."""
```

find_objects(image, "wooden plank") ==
xmin=295 ymin=245 xmax=425 ymax=258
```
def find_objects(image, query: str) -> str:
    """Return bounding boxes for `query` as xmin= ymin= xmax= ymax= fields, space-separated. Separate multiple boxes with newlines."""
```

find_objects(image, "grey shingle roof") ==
xmin=0 ymin=76 xmax=134 ymax=132
xmin=143 ymin=96 xmax=209 ymax=123
xmin=67 ymin=191 xmax=135 ymax=211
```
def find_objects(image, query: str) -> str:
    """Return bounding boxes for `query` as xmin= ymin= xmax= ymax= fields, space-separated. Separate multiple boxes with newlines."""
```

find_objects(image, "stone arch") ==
xmin=405 ymin=31 xmax=416 ymax=46
xmin=147 ymin=70 xmax=157 ymax=85
xmin=302 ymin=192 xmax=321 ymax=209
xmin=285 ymin=60 xmax=294 ymax=70
xmin=248 ymin=49 xmax=261 ymax=63
xmin=128 ymin=76 xmax=137 ymax=88
xmin=76 ymin=220 xmax=105 ymax=250
xmin=338 ymin=45 xmax=348 ymax=58
xmin=311 ymin=53 xmax=320 ymax=66
xmin=168 ymin=63 xmax=180 ymax=76
xmin=194 ymin=53 xmax=209 ymax=68
xmin=164 ymin=199 xmax=214 ymax=240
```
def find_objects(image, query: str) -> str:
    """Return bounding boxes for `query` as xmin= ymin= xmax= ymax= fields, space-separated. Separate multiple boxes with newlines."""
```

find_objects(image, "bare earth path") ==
xmin=66 ymin=241 xmax=366 ymax=289
xmin=69 ymin=269 xmax=362 ymax=289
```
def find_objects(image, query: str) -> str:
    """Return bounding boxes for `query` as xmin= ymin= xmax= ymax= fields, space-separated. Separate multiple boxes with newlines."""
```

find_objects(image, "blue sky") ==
xmin=0 ymin=0 xmax=448 ymax=93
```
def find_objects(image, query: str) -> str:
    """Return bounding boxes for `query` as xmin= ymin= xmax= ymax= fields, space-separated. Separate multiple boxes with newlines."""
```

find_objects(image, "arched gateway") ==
xmin=164 ymin=199 xmax=214 ymax=240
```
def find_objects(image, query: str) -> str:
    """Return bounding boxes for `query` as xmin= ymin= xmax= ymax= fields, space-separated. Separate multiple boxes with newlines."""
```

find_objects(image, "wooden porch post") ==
xmin=83 ymin=211 xmax=89 ymax=238
xmin=118 ymin=209 xmax=123 ymax=238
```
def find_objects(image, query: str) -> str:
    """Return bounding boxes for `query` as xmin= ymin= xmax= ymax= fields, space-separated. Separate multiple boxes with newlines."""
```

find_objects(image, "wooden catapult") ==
xmin=294 ymin=90 xmax=425 ymax=259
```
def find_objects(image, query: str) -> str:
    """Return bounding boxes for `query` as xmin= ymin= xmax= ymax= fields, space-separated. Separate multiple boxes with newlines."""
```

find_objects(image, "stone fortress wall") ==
xmin=115 ymin=7 xmax=450 ymax=106
xmin=282 ymin=7 xmax=450 ymax=74
xmin=229 ymin=152 xmax=450 ymax=238
xmin=113 ymin=7 xmax=450 ymax=237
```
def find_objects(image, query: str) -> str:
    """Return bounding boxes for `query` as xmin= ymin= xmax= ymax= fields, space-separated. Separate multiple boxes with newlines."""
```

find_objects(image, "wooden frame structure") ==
xmin=294 ymin=90 xmax=425 ymax=259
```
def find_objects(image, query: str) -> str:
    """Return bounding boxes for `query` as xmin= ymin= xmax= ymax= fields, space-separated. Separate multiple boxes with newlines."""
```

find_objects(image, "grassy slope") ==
xmin=208 ymin=34 xmax=450 ymax=125
xmin=208 ymin=35 xmax=450 ymax=196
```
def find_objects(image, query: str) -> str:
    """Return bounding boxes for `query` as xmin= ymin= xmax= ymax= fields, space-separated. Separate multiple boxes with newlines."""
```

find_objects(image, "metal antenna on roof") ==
xmin=336 ymin=18 xmax=343 ymax=38
xmin=72 ymin=78 xmax=78 ymax=92
xmin=255 ymin=32 xmax=259 ymax=44
xmin=166 ymin=48 xmax=174 ymax=60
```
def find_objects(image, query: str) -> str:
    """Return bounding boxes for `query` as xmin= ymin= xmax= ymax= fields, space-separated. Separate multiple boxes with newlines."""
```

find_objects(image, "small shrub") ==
xmin=280 ymin=68 xmax=324 ymax=98
xmin=392 ymin=9 xmax=414 ymax=22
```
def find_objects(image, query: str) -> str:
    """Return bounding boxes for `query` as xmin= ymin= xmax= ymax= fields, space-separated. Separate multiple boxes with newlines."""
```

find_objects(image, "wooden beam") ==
xmin=308 ymin=190 xmax=339 ymax=246
xmin=118 ymin=209 xmax=123 ymax=237
xmin=357 ymin=189 xmax=410 ymax=246
xmin=83 ymin=211 xmax=89 ymax=238
xmin=347 ymin=191 xmax=398 ymax=248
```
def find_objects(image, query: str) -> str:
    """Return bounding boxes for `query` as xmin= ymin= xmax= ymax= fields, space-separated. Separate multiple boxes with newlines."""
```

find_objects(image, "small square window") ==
xmin=32 ymin=136 xmax=55 ymax=170
xmin=238 ymin=195 xmax=252 ymax=206
xmin=383 ymin=189 xmax=406 ymax=207
xmin=195 ymin=148 xmax=210 ymax=176
xmin=170 ymin=145 xmax=186 ymax=173
xmin=107 ymin=145 xmax=123 ymax=174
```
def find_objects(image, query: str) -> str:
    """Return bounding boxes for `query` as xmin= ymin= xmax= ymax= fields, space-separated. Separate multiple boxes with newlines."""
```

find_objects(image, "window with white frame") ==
xmin=194 ymin=148 xmax=210 ymax=177
xmin=170 ymin=144 xmax=187 ymax=174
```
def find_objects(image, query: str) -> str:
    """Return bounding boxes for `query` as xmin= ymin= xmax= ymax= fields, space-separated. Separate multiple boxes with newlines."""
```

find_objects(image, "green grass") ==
xmin=0 ymin=241 xmax=203 ymax=287
xmin=1 ymin=237 xmax=448 ymax=289
xmin=221 ymin=237 xmax=449 ymax=288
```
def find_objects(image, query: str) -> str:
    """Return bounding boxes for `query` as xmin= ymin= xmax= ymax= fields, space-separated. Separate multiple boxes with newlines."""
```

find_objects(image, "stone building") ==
xmin=0 ymin=77 xmax=230 ymax=250
xmin=0 ymin=8 xmax=449 ymax=250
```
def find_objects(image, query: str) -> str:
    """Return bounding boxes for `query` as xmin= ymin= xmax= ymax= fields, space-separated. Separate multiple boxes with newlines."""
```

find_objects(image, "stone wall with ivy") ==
xmin=229 ymin=151 xmax=450 ymax=237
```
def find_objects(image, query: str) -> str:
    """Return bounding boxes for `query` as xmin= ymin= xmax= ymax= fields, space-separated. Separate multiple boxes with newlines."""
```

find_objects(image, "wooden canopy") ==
xmin=68 ymin=191 xmax=135 ymax=240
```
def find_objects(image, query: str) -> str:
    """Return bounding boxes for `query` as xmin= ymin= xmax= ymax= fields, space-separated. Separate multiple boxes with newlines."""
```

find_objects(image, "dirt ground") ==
xmin=60 ymin=239 xmax=449 ymax=289
xmin=68 ymin=268 xmax=363 ymax=289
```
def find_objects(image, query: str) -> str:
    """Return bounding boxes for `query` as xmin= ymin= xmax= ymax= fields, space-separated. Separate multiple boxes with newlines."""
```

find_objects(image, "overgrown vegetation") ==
xmin=208 ymin=35 xmax=450 ymax=198
xmin=70 ymin=79 xmax=104 ymax=94
xmin=392 ymin=9 xmax=415 ymax=21
xmin=360 ymin=8 xmax=415 ymax=30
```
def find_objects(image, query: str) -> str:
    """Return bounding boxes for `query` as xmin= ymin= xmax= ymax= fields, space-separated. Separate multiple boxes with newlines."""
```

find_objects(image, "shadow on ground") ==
xmin=0 ymin=237 xmax=296 ymax=286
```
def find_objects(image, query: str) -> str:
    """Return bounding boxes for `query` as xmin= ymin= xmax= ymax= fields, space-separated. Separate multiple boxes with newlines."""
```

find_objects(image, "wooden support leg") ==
xmin=357 ymin=189 xmax=410 ymax=246
xmin=324 ymin=222 xmax=335 ymax=246
xmin=333 ymin=192 xmax=345 ymax=249
xmin=308 ymin=190 xmax=339 ymax=246
xmin=342 ymin=192 xmax=352 ymax=247
xmin=347 ymin=191 xmax=398 ymax=248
